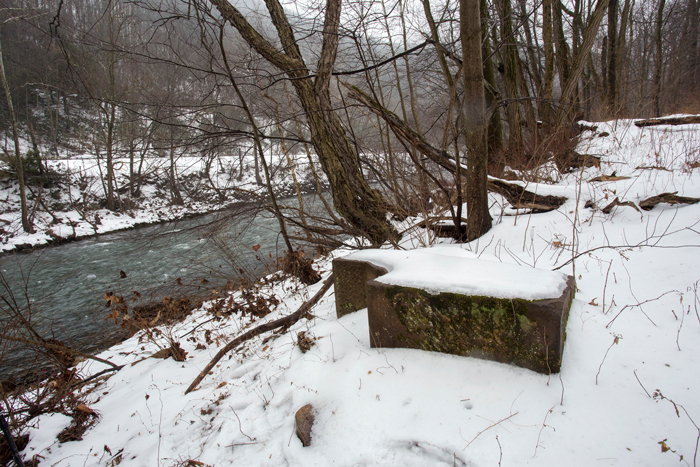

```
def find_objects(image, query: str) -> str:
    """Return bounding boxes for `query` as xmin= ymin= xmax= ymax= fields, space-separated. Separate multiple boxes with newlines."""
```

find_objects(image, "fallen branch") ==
xmin=0 ymin=334 xmax=121 ymax=369
xmin=639 ymin=192 xmax=700 ymax=211
xmin=634 ymin=115 xmax=700 ymax=127
xmin=487 ymin=179 xmax=567 ymax=212
xmin=602 ymin=197 xmax=641 ymax=214
xmin=462 ymin=412 xmax=518 ymax=449
xmin=185 ymin=273 xmax=335 ymax=394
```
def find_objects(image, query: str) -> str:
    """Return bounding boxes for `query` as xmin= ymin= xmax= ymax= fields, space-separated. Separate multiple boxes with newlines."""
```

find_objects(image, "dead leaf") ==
xmin=120 ymin=270 xmax=127 ymax=279
xmin=76 ymin=404 xmax=97 ymax=416
xmin=252 ymin=244 xmax=261 ymax=252
xmin=589 ymin=298 xmax=599 ymax=306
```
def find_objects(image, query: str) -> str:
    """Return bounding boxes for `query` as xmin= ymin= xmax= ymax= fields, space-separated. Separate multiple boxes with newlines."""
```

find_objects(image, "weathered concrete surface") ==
xmin=333 ymin=256 xmax=574 ymax=373
xmin=366 ymin=278 xmax=574 ymax=373
xmin=333 ymin=257 xmax=388 ymax=318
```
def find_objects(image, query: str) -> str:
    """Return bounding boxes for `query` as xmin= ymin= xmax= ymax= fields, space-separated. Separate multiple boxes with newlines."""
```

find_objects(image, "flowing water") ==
xmin=0 ymin=201 xmax=307 ymax=379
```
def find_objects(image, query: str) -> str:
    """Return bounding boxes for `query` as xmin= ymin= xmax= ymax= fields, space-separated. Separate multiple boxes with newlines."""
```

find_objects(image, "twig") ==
xmin=602 ymin=260 xmax=613 ymax=313
xmin=606 ymin=291 xmax=677 ymax=328
xmin=68 ymin=365 xmax=125 ymax=391
xmin=533 ymin=406 xmax=555 ymax=458
xmin=185 ymin=274 xmax=334 ymax=394
xmin=496 ymin=436 xmax=502 ymax=466
xmin=633 ymin=370 xmax=652 ymax=398
xmin=596 ymin=334 xmax=621 ymax=385
xmin=229 ymin=405 xmax=254 ymax=442
xmin=654 ymin=391 xmax=700 ymax=467
xmin=462 ymin=412 xmax=518 ymax=449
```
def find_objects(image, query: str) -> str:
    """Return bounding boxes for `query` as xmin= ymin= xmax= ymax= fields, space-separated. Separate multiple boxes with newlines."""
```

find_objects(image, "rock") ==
xmin=295 ymin=404 xmax=314 ymax=447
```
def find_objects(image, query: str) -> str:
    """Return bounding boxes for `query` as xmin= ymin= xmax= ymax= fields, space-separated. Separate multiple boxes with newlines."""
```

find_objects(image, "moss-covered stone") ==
xmin=334 ymin=256 xmax=574 ymax=373
xmin=385 ymin=287 xmax=551 ymax=372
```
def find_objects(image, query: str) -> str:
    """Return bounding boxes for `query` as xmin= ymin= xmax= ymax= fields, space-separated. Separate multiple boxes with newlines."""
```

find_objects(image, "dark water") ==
xmin=0 ymin=202 xmax=294 ymax=379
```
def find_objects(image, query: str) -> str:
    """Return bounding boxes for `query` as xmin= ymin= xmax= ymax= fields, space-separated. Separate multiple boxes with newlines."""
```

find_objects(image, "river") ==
xmin=0 ymin=200 xmax=312 ymax=380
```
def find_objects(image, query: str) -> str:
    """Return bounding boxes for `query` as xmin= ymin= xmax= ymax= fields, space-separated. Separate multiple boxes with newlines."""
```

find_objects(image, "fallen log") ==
xmin=639 ymin=192 xmax=700 ymax=211
xmin=184 ymin=273 xmax=335 ymax=394
xmin=487 ymin=179 xmax=567 ymax=213
xmin=634 ymin=115 xmax=700 ymax=127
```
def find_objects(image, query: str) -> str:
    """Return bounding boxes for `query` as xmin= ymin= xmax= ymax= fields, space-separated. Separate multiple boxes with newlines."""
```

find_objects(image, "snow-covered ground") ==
xmin=0 ymin=145 xmax=322 ymax=252
xmin=15 ymin=117 xmax=700 ymax=466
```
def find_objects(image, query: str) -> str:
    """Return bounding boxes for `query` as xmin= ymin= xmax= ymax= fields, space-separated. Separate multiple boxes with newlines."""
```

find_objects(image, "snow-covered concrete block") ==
xmin=333 ymin=247 xmax=575 ymax=373
xmin=333 ymin=256 xmax=388 ymax=318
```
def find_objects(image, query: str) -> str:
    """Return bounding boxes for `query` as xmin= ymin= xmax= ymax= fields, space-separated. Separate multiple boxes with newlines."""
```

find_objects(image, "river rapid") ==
xmin=0 ymin=202 xmax=296 ymax=380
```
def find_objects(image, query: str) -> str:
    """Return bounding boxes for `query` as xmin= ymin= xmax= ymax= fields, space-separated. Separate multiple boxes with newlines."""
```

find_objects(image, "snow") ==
xmin=344 ymin=247 xmax=570 ymax=299
xmin=13 ymin=117 xmax=700 ymax=466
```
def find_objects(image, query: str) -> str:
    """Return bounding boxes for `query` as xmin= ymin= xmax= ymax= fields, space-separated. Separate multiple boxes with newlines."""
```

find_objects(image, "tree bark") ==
xmin=607 ymin=0 xmax=618 ymax=111
xmin=540 ymin=0 xmax=555 ymax=126
xmin=653 ymin=0 xmax=665 ymax=117
xmin=496 ymin=0 xmax=523 ymax=147
xmin=0 ymin=32 xmax=33 ymax=233
xmin=460 ymin=0 xmax=492 ymax=240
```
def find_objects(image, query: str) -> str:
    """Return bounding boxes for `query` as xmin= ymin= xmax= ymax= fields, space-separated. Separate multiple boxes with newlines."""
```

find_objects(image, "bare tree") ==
xmin=205 ymin=0 xmax=396 ymax=245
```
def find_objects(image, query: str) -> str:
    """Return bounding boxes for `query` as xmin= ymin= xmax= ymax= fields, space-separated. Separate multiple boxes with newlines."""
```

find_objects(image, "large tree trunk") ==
xmin=208 ymin=0 xmax=395 ymax=245
xmin=460 ymin=0 xmax=492 ymax=240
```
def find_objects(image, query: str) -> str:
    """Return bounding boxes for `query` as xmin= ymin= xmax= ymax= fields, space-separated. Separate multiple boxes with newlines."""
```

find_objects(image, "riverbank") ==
xmin=1 ymin=151 xmax=326 ymax=254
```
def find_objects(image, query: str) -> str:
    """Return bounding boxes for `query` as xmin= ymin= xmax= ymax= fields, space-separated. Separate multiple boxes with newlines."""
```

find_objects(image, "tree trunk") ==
xmin=105 ymin=103 xmax=116 ymax=211
xmin=555 ymin=0 xmax=610 ymax=126
xmin=208 ymin=0 xmax=395 ymax=245
xmin=607 ymin=0 xmax=619 ymax=111
xmin=540 ymin=0 xmax=555 ymax=127
xmin=481 ymin=0 xmax=504 ymax=151
xmin=653 ymin=0 xmax=665 ymax=117
xmin=0 ymin=32 xmax=33 ymax=233
xmin=496 ymin=0 xmax=523 ymax=147
xmin=460 ymin=0 xmax=492 ymax=240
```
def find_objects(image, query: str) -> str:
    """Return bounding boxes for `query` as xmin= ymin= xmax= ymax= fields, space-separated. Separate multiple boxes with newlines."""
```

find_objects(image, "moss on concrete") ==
xmin=386 ymin=286 xmax=551 ymax=373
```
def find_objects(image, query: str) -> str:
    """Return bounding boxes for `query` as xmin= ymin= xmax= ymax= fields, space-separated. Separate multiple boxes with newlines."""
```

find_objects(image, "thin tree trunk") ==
xmin=653 ymin=0 xmax=665 ymax=117
xmin=555 ymin=0 xmax=610 ymax=126
xmin=481 ymin=0 xmax=504 ymax=151
xmin=496 ymin=0 xmax=523 ymax=147
xmin=607 ymin=0 xmax=619 ymax=111
xmin=540 ymin=0 xmax=555 ymax=127
xmin=0 ymin=33 xmax=33 ymax=233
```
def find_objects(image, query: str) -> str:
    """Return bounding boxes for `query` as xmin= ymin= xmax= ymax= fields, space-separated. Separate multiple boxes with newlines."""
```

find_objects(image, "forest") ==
xmin=1 ymin=0 xmax=698 ymax=248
